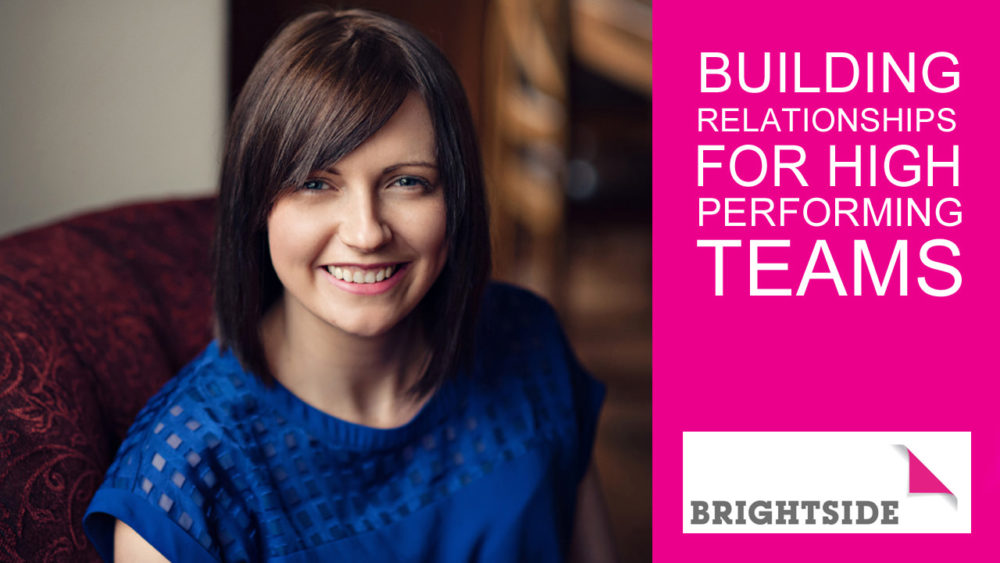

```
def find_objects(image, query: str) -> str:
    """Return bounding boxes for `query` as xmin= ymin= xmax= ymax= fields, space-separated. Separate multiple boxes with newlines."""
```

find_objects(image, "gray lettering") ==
xmin=690 ymin=500 xmax=899 ymax=526
xmin=842 ymin=500 xmax=854 ymax=524
xmin=749 ymin=501 xmax=772 ymax=524
xmin=801 ymin=500 xmax=820 ymax=524
xmin=880 ymin=500 xmax=899 ymax=524
xmin=734 ymin=500 xmax=747 ymax=524
xmin=712 ymin=501 xmax=733 ymax=524
xmin=822 ymin=500 xmax=839 ymax=524
xmin=691 ymin=501 xmax=710 ymax=524
xmin=856 ymin=501 xmax=879 ymax=524
xmin=776 ymin=500 xmax=799 ymax=524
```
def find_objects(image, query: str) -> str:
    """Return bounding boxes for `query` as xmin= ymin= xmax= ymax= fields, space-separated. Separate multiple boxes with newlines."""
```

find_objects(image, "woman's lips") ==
xmin=325 ymin=263 xmax=399 ymax=284
xmin=321 ymin=262 xmax=410 ymax=295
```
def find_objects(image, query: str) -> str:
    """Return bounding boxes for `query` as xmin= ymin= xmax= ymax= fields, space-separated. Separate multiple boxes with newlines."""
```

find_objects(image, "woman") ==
xmin=84 ymin=8 xmax=613 ymax=562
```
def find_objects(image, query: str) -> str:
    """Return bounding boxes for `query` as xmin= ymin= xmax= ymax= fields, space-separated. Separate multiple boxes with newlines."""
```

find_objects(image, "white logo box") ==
xmin=682 ymin=432 xmax=971 ymax=533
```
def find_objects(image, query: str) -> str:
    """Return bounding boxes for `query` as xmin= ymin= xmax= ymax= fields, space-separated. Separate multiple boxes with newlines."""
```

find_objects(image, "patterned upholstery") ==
xmin=0 ymin=197 xmax=215 ymax=562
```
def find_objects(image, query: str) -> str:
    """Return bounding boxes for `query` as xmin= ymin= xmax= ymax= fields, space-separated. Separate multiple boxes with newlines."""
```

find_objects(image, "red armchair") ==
xmin=0 ymin=197 xmax=215 ymax=561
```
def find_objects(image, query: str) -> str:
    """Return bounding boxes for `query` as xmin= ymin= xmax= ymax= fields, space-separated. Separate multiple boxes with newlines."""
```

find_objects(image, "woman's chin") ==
xmin=329 ymin=315 xmax=408 ymax=340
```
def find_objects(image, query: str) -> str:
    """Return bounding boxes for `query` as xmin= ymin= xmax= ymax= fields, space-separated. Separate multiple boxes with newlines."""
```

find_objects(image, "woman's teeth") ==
xmin=327 ymin=265 xmax=397 ymax=284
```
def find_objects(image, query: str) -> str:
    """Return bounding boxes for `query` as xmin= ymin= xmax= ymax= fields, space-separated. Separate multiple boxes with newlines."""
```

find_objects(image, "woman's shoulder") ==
xmin=103 ymin=341 xmax=261 ymax=490
xmin=94 ymin=340 xmax=265 ymax=507
xmin=469 ymin=282 xmax=605 ymax=484
xmin=481 ymin=281 xmax=555 ymax=313
xmin=472 ymin=282 xmax=593 ymax=407
xmin=125 ymin=342 xmax=258 ymax=444
xmin=478 ymin=281 xmax=562 ymax=340
xmin=84 ymin=342 xmax=261 ymax=561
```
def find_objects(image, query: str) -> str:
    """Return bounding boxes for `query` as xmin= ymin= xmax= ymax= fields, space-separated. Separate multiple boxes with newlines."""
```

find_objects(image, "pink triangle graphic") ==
xmin=907 ymin=449 xmax=953 ymax=495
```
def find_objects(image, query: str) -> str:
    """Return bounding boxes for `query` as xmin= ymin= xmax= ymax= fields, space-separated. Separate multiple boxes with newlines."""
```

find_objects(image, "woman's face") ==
xmin=267 ymin=93 xmax=447 ymax=339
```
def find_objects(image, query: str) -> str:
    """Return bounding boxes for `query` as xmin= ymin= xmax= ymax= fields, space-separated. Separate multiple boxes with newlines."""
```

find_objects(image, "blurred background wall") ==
xmin=1 ymin=0 xmax=650 ymax=560
xmin=0 ymin=0 xmax=226 ymax=237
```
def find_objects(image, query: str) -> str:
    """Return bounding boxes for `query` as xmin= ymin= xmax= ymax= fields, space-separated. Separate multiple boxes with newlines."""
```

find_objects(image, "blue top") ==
xmin=83 ymin=284 xmax=605 ymax=562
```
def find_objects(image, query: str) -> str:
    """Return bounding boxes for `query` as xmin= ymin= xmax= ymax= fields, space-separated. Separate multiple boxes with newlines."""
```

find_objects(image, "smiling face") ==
xmin=266 ymin=93 xmax=448 ymax=340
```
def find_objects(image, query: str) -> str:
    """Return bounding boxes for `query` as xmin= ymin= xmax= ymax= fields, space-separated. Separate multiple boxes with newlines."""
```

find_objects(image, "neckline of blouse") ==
xmin=212 ymin=341 xmax=467 ymax=452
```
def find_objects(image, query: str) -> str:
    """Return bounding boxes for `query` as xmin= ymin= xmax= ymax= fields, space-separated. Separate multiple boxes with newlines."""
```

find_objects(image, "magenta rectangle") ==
xmin=654 ymin=1 xmax=1000 ymax=559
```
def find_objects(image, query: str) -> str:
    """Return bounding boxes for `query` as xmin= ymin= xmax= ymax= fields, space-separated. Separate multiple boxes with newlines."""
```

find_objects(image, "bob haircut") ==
xmin=213 ymin=8 xmax=491 ymax=395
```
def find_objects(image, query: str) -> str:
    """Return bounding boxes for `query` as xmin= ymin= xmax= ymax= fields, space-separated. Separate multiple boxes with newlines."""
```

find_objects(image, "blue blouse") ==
xmin=83 ymin=284 xmax=604 ymax=562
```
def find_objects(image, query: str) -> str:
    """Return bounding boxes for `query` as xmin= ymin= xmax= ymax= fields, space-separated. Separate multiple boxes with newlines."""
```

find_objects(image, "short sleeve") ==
xmin=83 ymin=391 xmax=256 ymax=563
xmin=84 ymin=428 xmax=213 ymax=561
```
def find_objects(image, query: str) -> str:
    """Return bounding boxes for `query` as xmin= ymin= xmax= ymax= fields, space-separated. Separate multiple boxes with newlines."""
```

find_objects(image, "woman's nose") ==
xmin=339 ymin=191 xmax=391 ymax=252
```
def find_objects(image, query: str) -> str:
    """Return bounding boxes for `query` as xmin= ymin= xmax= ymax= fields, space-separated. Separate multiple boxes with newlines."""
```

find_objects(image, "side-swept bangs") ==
xmin=213 ymin=9 xmax=490 ymax=394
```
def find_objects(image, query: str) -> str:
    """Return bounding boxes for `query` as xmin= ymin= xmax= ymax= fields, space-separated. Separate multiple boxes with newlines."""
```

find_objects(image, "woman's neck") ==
xmin=260 ymin=294 xmax=432 ymax=428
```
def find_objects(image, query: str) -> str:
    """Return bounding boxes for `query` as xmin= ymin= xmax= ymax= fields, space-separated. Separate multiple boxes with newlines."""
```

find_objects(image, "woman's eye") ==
xmin=302 ymin=179 xmax=328 ymax=191
xmin=391 ymin=176 xmax=430 ymax=190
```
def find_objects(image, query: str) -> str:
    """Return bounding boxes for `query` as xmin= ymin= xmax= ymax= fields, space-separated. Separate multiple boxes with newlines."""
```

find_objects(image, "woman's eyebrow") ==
xmin=383 ymin=161 xmax=438 ymax=174
xmin=319 ymin=162 xmax=438 ymax=175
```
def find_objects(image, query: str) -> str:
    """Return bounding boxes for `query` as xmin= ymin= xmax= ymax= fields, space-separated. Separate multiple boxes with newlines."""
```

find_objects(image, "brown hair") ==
xmin=213 ymin=8 xmax=490 ymax=394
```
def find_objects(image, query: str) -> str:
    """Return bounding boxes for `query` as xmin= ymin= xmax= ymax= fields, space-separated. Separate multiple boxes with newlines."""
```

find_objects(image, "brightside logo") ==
xmin=682 ymin=432 xmax=971 ymax=533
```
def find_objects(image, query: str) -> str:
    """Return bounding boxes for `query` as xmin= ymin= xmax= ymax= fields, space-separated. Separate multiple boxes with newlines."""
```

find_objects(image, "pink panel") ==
xmin=654 ymin=0 xmax=999 ymax=558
